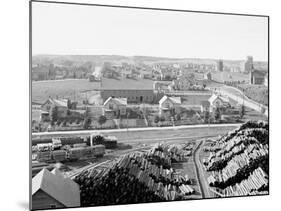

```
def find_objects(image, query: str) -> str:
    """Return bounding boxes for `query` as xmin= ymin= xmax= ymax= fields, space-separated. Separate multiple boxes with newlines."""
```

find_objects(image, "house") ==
xmin=203 ymin=72 xmax=212 ymax=80
xmin=152 ymin=69 xmax=162 ymax=80
xmin=32 ymin=168 xmax=80 ymax=210
xmin=160 ymin=68 xmax=175 ymax=81
xmin=159 ymin=95 xmax=181 ymax=115
xmin=250 ymin=69 xmax=267 ymax=85
xmin=208 ymin=94 xmax=230 ymax=112
xmin=41 ymin=98 xmax=68 ymax=120
xmin=138 ymin=68 xmax=153 ymax=79
xmin=172 ymin=74 xmax=195 ymax=90
xmin=86 ymin=106 xmax=104 ymax=118
xmin=89 ymin=66 xmax=102 ymax=82
xmin=201 ymin=100 xmax=211 ymax=113
xmin=153 ymin=81 xmax=172 ymax=92
xmin=103 ymin=97 xmax=127 ymax=118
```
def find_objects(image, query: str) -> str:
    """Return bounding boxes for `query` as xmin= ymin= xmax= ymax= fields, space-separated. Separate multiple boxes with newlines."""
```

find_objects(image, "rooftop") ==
xmin=159 ymin=95 xmax=181 ymax=105
xmin=104 ymin=97 xmax=127 ymax=106
xmin=32 ymin=168 xmax=80 ymax=207
xmin=100 ymin=77 xmax=154 ymax=90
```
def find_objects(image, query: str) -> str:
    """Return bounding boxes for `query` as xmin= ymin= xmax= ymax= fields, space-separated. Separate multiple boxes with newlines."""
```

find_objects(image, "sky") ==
xmin=32 ymin=2 xmax=268 ymax=61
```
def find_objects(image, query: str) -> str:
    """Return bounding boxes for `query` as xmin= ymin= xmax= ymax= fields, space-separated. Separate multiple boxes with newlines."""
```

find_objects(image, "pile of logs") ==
xmin=204 ymin=121 xmax=269 ymax=196
xmin=219 ymin=167 xmax=268 ymax=197
xmin=74 ymin=143 xmax=195 ymax=206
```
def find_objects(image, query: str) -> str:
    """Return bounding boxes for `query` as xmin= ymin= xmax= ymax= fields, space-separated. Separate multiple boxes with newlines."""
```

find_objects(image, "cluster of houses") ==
xmin=98 ymin=61 xmax=218 ymax=82
xmin=33 ymin=89 xmax=231 ymax=127
xmin=32 ymin=63 xmax=93 ymax=81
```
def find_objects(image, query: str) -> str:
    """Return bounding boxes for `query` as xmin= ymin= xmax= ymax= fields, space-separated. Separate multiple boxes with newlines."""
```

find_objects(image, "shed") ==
xmin=32 ymin=168 xmax=80 ymax=210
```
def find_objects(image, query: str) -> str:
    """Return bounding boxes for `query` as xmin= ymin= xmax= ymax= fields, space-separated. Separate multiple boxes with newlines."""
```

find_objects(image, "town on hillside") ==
xmin=30 ymin=3 xmax=269 ymax=210
xmin=31 ymin=54 xmax=269 ymax=209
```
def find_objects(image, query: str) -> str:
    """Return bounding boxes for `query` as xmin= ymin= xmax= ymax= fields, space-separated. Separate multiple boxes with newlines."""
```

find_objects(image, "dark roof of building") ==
xmin=252 ymin=69 xmax=267 ymax=76
xmin=100 ymin=77 xmax=154 ymax=90
xmin=201 ymin=100 xmax=210 ymax=107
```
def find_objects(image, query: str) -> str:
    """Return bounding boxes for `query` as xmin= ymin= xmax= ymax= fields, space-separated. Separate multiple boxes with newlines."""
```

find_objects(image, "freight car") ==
xmin=35 ymin=145 xmax=106 ymax=162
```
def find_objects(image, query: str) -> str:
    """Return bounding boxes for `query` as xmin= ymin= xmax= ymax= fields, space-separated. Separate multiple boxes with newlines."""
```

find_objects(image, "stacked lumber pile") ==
xmin=219 ymin=167 xmax=268 ymax=196
xmin=145 ymin=143 xmax=192 ymax=168
xmin=204 ymin=121 xmax=269 ymax=197
xmin=74 ymin=143 xmax=194 ymax=206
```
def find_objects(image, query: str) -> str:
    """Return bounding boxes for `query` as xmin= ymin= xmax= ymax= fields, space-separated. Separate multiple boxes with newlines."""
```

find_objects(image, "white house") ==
xmin=103 ymin=97 xmax=127 ymax=118
xmin=159 ymin=95 xmax=181 ymax=115
xmin=208 ymin=94 xmax=230 ymax=112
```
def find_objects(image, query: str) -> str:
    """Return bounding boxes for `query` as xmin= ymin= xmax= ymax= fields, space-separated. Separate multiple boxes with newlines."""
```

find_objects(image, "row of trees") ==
xmin=203 ymin=104 xmax=245 ymax=123
xmin=49 ymin=107 xmax=108 ymax=129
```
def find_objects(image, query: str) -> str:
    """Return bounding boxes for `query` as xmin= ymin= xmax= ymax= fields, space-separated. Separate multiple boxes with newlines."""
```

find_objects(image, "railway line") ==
xmin=192 ymin=139 xmax=210 ymax=198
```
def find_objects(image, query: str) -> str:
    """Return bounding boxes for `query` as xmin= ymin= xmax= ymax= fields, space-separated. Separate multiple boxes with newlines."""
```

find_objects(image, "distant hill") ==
xmin=32 ymin=54 xmax=268 ymax=70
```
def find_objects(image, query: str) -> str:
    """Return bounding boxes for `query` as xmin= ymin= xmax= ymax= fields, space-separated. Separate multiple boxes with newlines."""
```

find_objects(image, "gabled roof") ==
xmin=43 ymin=98 xmax=68 ymax=108
xmin=159 ymin=95 xmax=181 ymax=106
xmin=100 ymin=77 xmax=154 ymax=90
xmin=208 ymin=94 xmax=229 ymax=105
xmin=103 ymin=97 xmax=127 ymax=106
xmin=32 ymin=168 xmax=80 ymax=207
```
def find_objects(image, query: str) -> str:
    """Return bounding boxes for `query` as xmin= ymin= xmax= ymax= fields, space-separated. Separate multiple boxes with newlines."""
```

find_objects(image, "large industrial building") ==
xmin=100 ymin=78 xmax=155 ymax=104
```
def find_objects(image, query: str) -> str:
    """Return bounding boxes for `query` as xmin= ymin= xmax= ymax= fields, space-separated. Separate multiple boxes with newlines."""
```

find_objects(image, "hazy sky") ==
xmin=32 ymin=2 xmax=268 ymax=61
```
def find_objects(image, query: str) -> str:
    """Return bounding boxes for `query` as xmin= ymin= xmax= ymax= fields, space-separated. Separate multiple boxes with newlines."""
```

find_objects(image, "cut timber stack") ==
xmin=204 ymin=121 xmax=269 ymax=197
xmin=74 ymin=143 xmax=194 ymax=206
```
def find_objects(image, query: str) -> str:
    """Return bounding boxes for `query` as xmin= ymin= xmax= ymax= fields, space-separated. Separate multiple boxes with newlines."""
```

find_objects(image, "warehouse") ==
xmin=32 ymin=168 xmax=80 ymax=210
xmin=100 ymin=77 xmax=155 ymax=104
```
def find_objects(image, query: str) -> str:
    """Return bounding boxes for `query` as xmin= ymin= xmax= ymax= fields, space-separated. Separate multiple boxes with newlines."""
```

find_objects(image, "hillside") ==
xmin=32 ymin=54 xmax=268 ymax=68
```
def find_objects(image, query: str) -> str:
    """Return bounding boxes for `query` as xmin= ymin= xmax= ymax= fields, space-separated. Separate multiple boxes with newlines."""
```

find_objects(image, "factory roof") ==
xmin=100 ymin=77 xmax=154 ymax=90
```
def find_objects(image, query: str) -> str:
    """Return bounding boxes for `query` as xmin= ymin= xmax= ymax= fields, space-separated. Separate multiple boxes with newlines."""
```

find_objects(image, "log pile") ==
xmin=204 ymin=121 xmax=269 ymax=197
xmin=74 ymin=143 xmax=195 ymax=206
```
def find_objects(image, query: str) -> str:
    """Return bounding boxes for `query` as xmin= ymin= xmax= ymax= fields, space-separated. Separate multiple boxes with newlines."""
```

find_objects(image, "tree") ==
xmin=50 ymin=106 xmax=58 ymax=125
xmin=204 ymin=110 xmax=210 ymax=123
xmin=214 ymin=107 xmax=221 ymax=122
xmin=175 ymin=113 xmax=181 ymax=121
xmin=154 ymin=115 xmax=160 ymax=124
xmin=83 ymin=117 xmax=92 ymax=129
xmin=240 ymin=104 xmax=245 ymax=118
xmin=83 ymin=109 xmax=92 ymax=129
xmin=98 ymin=115 xmax=107 ymax=127
xmin=67 ymin=99 xmax=72 ymax=109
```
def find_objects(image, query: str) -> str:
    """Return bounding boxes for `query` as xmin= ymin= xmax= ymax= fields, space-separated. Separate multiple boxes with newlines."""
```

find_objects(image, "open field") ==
xmin=237 ymin=84 xmax=268 ymax=106
xmin=32 ymin=79 xmax=101 ymax=103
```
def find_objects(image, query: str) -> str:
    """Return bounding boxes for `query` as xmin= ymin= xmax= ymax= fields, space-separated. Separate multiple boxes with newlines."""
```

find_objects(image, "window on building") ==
xmin=50 ymin=204 xmax=56 ymax=208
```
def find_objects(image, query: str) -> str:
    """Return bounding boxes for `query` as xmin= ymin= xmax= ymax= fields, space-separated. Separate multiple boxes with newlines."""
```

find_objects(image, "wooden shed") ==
xmin=32 ymin=168 xmax=80 ymax=210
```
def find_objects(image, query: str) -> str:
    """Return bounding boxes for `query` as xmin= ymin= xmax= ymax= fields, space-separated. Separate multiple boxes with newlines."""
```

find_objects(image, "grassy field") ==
xmin=32 ymin=79 xmax=101 ymax=103
xmin=237 ymin=84 xmax=268 ymax=106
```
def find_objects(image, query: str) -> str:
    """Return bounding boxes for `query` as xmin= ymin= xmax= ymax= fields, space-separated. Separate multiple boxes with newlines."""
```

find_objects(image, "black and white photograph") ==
xmin=30 ymin=1 xmax=269 ymax=210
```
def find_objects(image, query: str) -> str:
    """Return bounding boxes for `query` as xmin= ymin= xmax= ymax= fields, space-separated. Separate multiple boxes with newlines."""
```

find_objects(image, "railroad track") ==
xmin=192 ymin=140 xmax=206 ymax=198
